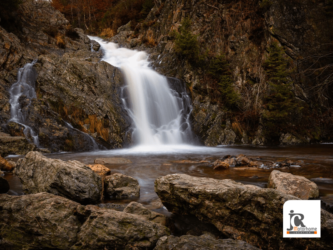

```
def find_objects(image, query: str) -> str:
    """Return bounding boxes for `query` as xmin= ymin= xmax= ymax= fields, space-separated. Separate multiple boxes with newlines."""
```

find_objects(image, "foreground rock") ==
xmin=0 ymin=177 xmax=9 ymax=193
xmin=0 ymin=156 xmax=15 ymax=172
xmin=124 ymin=202 xmax=166 ymax=225
xmin=87 ymin=164 xmax=111 ymax=177
xmin=15 ymin=152 xmax=101 ymax=204
xmin=155 ymin=174 xmax=333 ymax=250
xmin=0 ymin=193 xmax=169 ymax=249
xmin=154 ymin=234 xmax=259 ymax=250
xmin=268 ymin=170 xmax=319 ymax=199
xmin=105 ymin=173 xmax=140 ymax=199
xmin=0 ymin=132 xmax=36 ymax=157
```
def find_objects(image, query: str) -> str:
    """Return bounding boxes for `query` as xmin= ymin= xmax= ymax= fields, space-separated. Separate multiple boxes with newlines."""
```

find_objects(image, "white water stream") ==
xmin=89 ymin=36 xmax=193 ymax=147
xmin=9 ymin=60 xmax=39 ymax=147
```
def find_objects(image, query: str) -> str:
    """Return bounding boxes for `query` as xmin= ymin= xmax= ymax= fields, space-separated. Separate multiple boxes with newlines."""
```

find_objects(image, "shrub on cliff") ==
xmin=174 ymin=18 xmax=200 ymax=62
xmin=263 ymin=42 xmax=303 ymax=141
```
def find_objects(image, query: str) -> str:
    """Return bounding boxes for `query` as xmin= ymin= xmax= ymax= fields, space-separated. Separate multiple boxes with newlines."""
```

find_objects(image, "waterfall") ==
xmin=9 ymin=60 xmax=39 ymax=147
xmin=64 ymin=121 xmax=100 ymax=151
xmin=89 ymin=36 xmax=193 ymax=146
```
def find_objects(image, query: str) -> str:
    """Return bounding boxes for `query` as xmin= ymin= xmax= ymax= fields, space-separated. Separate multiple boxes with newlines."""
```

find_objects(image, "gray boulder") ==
xmin=0 ymin=193 xmax=169 ymax=250
xmin=15 ymin=151 xmax=102 ymax=204
xmin=155 ymin=174 xmax=333 ymax=250
xmin=268 ymin=170 xmax=319 ymax=199
xmin=105 ymin=173 xmax=140 ymax=199
xmin=124 ymin=201 xmax=166 ymax=225
xmin=154 ymin=234 xmax=259 ymax=250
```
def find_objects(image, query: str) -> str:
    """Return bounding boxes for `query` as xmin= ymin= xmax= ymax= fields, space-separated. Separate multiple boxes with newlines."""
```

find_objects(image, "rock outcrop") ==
xmin=155 ymin=174 xmax=333 ymax=250
xmin=104 ymin=173 xmax=140 ymax=199
xmin=0 ymin=132 xmax=36 ymax=157
xmin=154 ymin=234 xmax=259 ymax=250
xmin=15 ymin=152 xmax=102 ymax=204
xmin=0 ymin=1 xmax=132 ymax=154
xmin=0 ymin=192 xmax=169 ymax=250
xmin=124 ymin=201 xmax=166 ymax=225
xmin=268 ymin=170 xmax=319 ymax=199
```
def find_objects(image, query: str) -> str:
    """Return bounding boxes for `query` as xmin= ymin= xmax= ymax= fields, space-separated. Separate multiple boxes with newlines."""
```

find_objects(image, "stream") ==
xmin=5 ymin=144 xmax=333 ymax=213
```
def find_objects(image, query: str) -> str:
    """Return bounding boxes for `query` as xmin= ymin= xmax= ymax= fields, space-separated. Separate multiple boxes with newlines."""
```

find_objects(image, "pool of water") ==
xmin=5 ymin=144 xmax=333 ymax=208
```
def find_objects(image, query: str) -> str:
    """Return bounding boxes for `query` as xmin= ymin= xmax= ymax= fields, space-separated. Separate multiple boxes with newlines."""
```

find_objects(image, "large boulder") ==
xmin=105 ymin=173 xmax=140 ymax=199
xmin=154 ymin=234 xmax=259 ymax=250
xmin=268 ymin=170 xmax=319 ymax=199
xmin=124 ymin=201 xmax=166 ymax=225
xmin=0 ymin=177 xmax=9 ymax=193
xmin=0 ymin=193 xmax=169 ymax=250
xmin=15 ymin=152 xmax=102 ymax=204
xmin=155 ymin=174 xmax=333 ymax=250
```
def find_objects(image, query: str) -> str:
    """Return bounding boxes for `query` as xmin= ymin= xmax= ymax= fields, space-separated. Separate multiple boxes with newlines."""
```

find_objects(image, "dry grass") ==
xmin=100 ymin=28 xmax=115 ymax=38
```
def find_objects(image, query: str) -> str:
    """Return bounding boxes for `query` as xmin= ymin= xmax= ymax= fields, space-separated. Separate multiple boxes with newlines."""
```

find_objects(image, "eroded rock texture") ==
xmin=0 ymin=193 xmax=169 ymax=250
xmin=15 ymin=152 xmax=102 ymax=204
xmin=155 ymin=174 xmax=333 ymax=250
xmin=268 ymin=170 xmax=319 ymax=199
xmin=0 ymin=1 xmax=132 ymax=154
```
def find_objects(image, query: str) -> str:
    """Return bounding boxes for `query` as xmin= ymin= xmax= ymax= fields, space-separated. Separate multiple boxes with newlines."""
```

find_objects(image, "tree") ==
xmin=262 ymin=42 xmax=303 ymax=140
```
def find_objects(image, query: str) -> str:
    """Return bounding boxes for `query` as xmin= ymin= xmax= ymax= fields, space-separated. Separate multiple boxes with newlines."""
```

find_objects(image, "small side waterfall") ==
xmin=9 ymin=60 xmax=39 ymax=147
xmin=64 ymin=121 xmax=99 ymax=151
xmin=89 ymin=36 xmax=194 ymax=146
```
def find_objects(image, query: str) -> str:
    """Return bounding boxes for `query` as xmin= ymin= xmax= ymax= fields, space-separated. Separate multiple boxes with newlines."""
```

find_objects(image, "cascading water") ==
xmin=89 ymin=36 xmax=194 ymax=146
xmin=64 ymin=121 xmax=100 ymax=151
xmin=9 ymin=60 xmax=39 ymax=147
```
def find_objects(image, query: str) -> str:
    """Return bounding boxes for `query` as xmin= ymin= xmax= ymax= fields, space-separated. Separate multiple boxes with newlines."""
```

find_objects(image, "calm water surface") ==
xmin=5 ymin=144 xmax=333 ymax=208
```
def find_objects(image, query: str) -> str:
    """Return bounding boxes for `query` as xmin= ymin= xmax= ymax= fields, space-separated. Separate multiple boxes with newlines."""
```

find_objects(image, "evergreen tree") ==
xmin=174 ymin=18 xmax=199 ymax=62
xmin=263 ymin=42 xmax=303 ymax=140
xmin=209 ymin=54 xmax=240 ymax=110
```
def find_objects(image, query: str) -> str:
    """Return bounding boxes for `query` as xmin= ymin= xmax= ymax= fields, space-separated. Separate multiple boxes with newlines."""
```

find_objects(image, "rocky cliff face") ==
xmin=113 ymin=0 xmax=333 ymax=146
xmin=0 ymin=1 xmax=132 ymax=154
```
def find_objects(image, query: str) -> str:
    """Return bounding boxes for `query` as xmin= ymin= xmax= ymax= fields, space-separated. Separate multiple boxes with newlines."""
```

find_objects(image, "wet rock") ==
xmin=105 ymin=173 xmax=140 ymax=199
xmin=154 ymin=234 xmax=259 ymax=250
xmin=95 ymin=157 xmax=132 ymax=165
xmin=90 ymin=40 xmax=100 ymax=51
xmin=15 ymin=152 xmax=102 ymax=204
xmin=224 ymin=157 xmax=237 ymax=167
xmin=155 ymin=174 xmax=333 ymax=249
xmin=124 ymin=201 xmax=166 ymax=225
xmin=0 ymin=177 xmax=9 ymax=193
xmin=235 ymin=154 xmax=251 ymax=166
xmin=87 ymin=164 xmax=111 ymax=177
xmin=268 ymin=170 xmax=319 ymax=199
xmin=97 ymin=203 xmax=126 ymax=211
xmin=213 ymin=160 xmax=229 ymax=170
xmin=0 ymin=156 xmax=15 ymax=172
xmin=0 ymin=132 xmax=36 ymax=157
xmin=0 ymin=193 xmax=169 ymax=250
